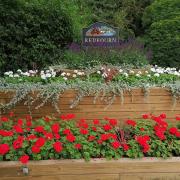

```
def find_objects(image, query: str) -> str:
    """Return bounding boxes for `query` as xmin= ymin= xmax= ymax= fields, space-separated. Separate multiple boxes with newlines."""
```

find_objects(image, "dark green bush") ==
xmin=0 ymin=0 xmax=73 ymax=73
xmin=142 ymin=0 xmax=180 ymax=28
xmin=145 ymin=17 xmax=180 ymax=68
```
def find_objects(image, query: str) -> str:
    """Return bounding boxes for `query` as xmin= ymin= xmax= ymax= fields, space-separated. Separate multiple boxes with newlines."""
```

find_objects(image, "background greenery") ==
xmin=0 ymin=0 xmax=179 ymax=73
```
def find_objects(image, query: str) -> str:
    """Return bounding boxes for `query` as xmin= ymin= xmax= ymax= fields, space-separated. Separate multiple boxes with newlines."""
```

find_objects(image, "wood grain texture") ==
xmin=0 ymin=158 xmax=180 ymax=180
xmin=0 ymin=88 xmax=179 ymax=124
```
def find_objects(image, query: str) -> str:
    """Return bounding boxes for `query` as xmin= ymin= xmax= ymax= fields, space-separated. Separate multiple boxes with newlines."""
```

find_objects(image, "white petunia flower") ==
xmin=63 ymin=77 xmax=68 ymax=80
xmin=61 ymin=72 xmax=66 ymax=76
xmin=154 ymin=73 xmax=160 ymax=77
xmin=14 ymin=74 xmax=20 ymax=78
xmin=74 ymin=70 xmax=78 ymax=73
xmin=66 ymin=73 xmax=71 ymax=76
xmin=41 ymin=74 xmax=46 ymax=79
xmin=97 ymin=71 xmax=101 ymax=74
xmin=46 ymin=73 xmax=51 ymax=78
xmin=72 ymin=74 xmax=77 ymax=78
xmin=147 ymin=74 xmax=151 ymax=77
xmin=123 ymin=73 xmax=128 ymax=77
xmin=119 ymin=69 xmax=123 ymax=73
xmin=136 ymin=74 xmax=141 ymax=77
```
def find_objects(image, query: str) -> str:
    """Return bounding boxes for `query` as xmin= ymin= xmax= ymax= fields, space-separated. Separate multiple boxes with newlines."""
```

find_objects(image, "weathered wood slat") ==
xmin=0 ymin=158 xmax=180 ymax=179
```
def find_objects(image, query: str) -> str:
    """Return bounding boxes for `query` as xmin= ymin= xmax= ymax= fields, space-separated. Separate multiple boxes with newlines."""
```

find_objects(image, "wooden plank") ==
xmin=1 ymin=95 xmax=177 ymax=105
xmin=119 ymin=173 xmax=180 ymax=180
xmin=0 ymin=88 xmax=173 ymax=99
xmin=0 ymin=158 xmax=180 ymax=177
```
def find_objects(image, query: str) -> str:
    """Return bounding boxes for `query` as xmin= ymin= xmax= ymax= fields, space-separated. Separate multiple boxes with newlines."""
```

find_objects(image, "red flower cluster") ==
xmin=136 ymin=135 xmax=150 ymax=153
xmin=0 ymin=144 xmax=9 ymax=155
xmin=126 ymin=119 xmax=136 ymax=127
xmin=53 ymin=142 xmax=63 ymax=153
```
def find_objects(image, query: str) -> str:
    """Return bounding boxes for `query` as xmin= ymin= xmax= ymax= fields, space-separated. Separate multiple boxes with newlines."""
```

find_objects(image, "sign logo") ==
xmin=82 ymin=22 xmax=119 ymax=46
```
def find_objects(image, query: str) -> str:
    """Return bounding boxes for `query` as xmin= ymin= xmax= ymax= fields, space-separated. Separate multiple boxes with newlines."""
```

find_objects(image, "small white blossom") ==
xmin=129 ymin=70 xmax=134 ymax=74
xmin=154 ymin=73 xmax=160 ymax=77
xmin=63 ymin=77 xmax=68 ymax=81
xmin=137 ymin=71 xmax=142 ymax=74
xmin=145 ymin=71 xmax=149 ymax=74
xmin=66 ymin=73 xmax=71 ymax=76
xmin=97 ymin=71 xmax=101 ymax=74
xmin=147 ymin=74 xmax=151 ymax=77
xmin=119 ymin=69 xmax=123 ymax=73
xmin=136 ymin=74 xmax=141 ymax=77
xmin=72 ymin=74 xmax=77 ymax=78
xmin=17 ymin=69 xmax=22 ymax=73
xmin=14 ymin=74 xmax=20 ymax=77
xmin=9 ymin=74 xmax=14 ymax=77
xmin=46 ymin=73 xmax=51 ymax=78
xmin=108 ymin=68 xmax=111 ymax=72
xmin=41 ymin=74 xmax=46 ymax=79
xmin=123 ymin=73 xmax=128 ymax=77
xmin=74 ymin=70 xmax=78 ymax=73
xmin=61 ymin=72 xmax=66 ymax=76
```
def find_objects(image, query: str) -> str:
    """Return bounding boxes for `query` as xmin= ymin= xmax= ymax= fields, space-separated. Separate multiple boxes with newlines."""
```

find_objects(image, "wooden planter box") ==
xmin=0 ymin=158 xmax=180 ymax=180
xmin=0 ymin=88 xmax=179 ymax=125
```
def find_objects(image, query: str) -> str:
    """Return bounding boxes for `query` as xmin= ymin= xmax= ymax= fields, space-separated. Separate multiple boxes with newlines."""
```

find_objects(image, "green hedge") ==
xmin=142 ymin=0 xmax=180 ymax=28
xmin=145 ymin=17 xmax=180 ymax=68
xmin=0 ymin=0 xmax=73 ymax=73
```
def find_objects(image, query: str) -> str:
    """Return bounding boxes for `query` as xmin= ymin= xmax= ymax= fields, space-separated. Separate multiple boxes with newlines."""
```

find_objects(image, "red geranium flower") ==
xmin=111 ymin=141 xmax=121 ymax=149
xmin=35 ymin=137 xmax=45 ymax=147
xmin=32 ymin=146 xmax=41 ymax=154
xmin=142 ymin=114 xmax=149 ymax=119
xmin=34 ymin=126 xmax=45 ymax=133
xmin=101 ymin=134 xmax=109 ymax=141
xmin=103 ymin=124 xmax=112 ymax=131
xmin=26 ymin=115 xmax=32 ymax=121
xmin=126 ymin=119 xmax=136 ymax=127
xmin=176 ymin=115 xmax=180 ymax=121
xmin=63 ymin=129 xmax=72 ymax=135
xmin=51 ymin=123 xmax=60 ymax=134
xmin=66 ymin=134 xmax=76 ymax=142
xmin=93 ymin=119 xmax=100 ymax=125
xmin=169 ymin=127 xmax=178 ymax=135
xmin=13 ymin=125 xmax=23 ymax=133
xmin=109 ymin=119 xmax=117 ymax=126
xmin=17 ymin=119 xmax=23 ymax=126
xmin=140 ymin=128 xmax=145 ymax=131
xmin=53 ymin=142 xmax=63 ymax=153
xmin=54 ymin=133 xmax=61 ymax=140
xmin=13 ymin=139 xmax=23 ymax=149
xmin=88 ymin=135 xmax=96 ymax=141
xmin=91 ymin=127 xmax=97 ymax=131
xmin=1 ymin=116 xmax=8 ymax=122
xmin=0 ymin=130 xmax=13 ymax=136
xmin=75 ymin=143 xmax=82 ymax=150
xmin=160 ymin=113 xmax=166 ymax=119
xmin=44 ymin=132 xmax=53 ymax=140
xmin=19 ymin=155 xmax=29 ymax=164
xmin=175 ymin=131 xmax=180 ymax=138
xmin=27 ymin=134 xmax=37 ymax=141
xmin=0 ymin=144 xmax=9 ymax=155
xmin=80 ymin=129 xmax=88 ymax=135
xmin=122 ymin=144 xmax=129 ymax=151
xmin=26 ymin=121 xmax=32 ymax=127
xmin=143 ymin=143 xmax=150 ymax=153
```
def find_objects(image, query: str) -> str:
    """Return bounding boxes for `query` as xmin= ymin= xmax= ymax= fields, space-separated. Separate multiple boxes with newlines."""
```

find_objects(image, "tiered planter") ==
xmin=0 ymin=158 xmax=180 ymax=180
xmin=0 ymin=88 xmax=179 ymax=125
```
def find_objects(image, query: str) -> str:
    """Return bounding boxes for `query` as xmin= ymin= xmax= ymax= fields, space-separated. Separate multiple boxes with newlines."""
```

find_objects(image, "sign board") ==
xmin=82 ymin=22 xmax=119 ymax=47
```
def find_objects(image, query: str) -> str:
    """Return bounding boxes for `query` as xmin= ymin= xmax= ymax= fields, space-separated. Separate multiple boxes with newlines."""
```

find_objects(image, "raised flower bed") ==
xmin=0 ymin=113 xmax=180 ymax=179
xmin=0 ymin=66 xmax=180 ymax=124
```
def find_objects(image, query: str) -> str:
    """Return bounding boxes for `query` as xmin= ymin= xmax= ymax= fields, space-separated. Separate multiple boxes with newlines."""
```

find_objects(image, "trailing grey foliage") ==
xmin=0 ymin=78 xmax=180 ymax=114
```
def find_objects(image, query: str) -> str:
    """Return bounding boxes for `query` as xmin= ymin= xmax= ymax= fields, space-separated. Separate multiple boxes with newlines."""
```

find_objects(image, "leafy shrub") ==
xmin=144 ymin=17 xmax=180 ymax=68
xmin=0 ymin=0 xmax=73 ymax=73
xmin=142 ymin=0 xmax=180 ymax=28
xmin=142 ymin=0 xmax=180 ymax=68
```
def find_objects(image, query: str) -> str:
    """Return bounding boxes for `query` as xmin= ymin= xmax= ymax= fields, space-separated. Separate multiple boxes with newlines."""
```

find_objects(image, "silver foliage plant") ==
xmin=0 ymin=65 xmax=180 ymax=114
